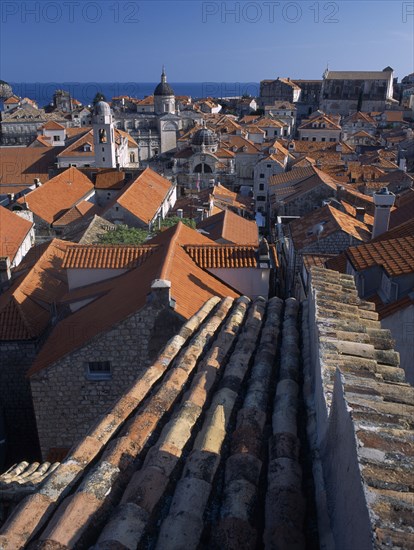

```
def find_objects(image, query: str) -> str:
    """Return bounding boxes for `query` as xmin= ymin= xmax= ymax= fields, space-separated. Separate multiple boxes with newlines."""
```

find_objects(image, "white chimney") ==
xmin=372 ymin=187 xmax=395 ymax=238
xmin=177 ymin=209 xmax=183 ymax=219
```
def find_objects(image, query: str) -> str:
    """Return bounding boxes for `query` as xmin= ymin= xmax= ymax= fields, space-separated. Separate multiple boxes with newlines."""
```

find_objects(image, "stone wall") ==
xmin=300 ymin=231 xmax=362 ymax=256
xmin=274 ymin=184 xmax=335 ymax=217
xmin=0 ymin=341 xmax=41 ymax=467
xmin=30 ymin=295 xmax=184 ymax=459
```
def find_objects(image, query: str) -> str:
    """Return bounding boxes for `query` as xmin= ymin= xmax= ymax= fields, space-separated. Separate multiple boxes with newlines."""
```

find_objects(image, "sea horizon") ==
xmin=8 ymin=81 xmax=261 ymax=107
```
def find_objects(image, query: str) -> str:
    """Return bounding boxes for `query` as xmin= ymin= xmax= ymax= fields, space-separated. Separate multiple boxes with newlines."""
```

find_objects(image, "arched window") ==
xmin=194 ymin=163 xmax=212 ymax=174
xmin=99 ymin=128 xmax=107 ymax=143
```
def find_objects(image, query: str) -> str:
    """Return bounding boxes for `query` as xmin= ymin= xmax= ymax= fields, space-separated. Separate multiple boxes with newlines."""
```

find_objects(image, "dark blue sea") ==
xmin=8 ymin=82 xmax=261 ymax=107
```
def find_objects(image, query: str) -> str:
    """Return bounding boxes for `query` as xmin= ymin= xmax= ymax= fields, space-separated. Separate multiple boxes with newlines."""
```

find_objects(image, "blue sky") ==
xmin=1 ymin=1 xmax=413 ymax=82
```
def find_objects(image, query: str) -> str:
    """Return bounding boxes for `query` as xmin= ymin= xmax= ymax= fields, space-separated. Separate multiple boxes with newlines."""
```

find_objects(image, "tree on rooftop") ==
xmin=98 ymin=225 xmax=151 ymax=245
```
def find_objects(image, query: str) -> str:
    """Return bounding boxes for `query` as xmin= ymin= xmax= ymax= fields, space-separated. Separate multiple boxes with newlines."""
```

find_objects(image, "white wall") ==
xmin=382 ymin=305 xmax=414 ymax=386
xmin=208 ymin=267 xmax=269 ymax=298
xmin=67 ymin=268 xmax=127 ymax=291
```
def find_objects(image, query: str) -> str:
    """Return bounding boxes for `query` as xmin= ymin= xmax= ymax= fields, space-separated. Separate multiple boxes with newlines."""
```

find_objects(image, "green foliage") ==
xmin=159 ymin=216 xmax=196 ymax=229
xmin=98 ymin=218 xmax=195 ymax=245
xmin=98 ymin=225 xmax=151 ymax=244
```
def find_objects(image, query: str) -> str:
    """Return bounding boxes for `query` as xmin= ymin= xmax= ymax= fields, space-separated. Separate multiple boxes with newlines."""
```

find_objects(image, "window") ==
xmin=102 ymin=147 xmax=105 ymax=152
xmin=266 ymin=164 xmax=271 ymax=168
xmin=259 ymin=173 xmax=265 ymax=179
xmin=103 ymin=157 xmax=105 ymax=162
xmin=86 ymin=361 xmax=111 ymax=380
xmin=312 ymin=137 xmax=316 ymax=142
xmin=321 ymin=137 xmax=326 ymax=142
xmin=53 ymin=135 xmax=61 ymax=141
xmin=330 ymin=138 xmax=336 ymax=142
xmin=257 ymin=195 xmax=266 ymax=201
xmin=259 ymin=183 xmax=265 ymax=191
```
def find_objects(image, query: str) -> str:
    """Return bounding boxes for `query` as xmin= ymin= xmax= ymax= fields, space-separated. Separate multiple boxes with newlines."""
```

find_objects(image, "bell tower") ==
xmin=92 ymin=101 xmax=117 ymax=168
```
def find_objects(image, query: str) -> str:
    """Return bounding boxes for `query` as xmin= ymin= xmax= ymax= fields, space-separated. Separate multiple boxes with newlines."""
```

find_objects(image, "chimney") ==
xmin=355 ymin=206 xmax=365 ymax=222
xmin=0 ymin=256 xmax=11 ymax=285
xmin=177 ymin=208 xmax=183 ymax=219
xmin=34 ymin=178 xmax=41 ymax=187
xmin=399 ymin=157 xmax=407 ymax=172
xmin=258 ymin=238 xmax=270 ymax=268
xmin=147 ymin=279 xmax=174 ymax=309
xmin=372 ymin=187 xmax=395 ymax=238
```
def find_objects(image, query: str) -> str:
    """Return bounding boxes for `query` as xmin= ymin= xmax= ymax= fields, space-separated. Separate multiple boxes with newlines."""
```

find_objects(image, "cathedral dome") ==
xmin=192 ymin=127 xmax=218 ymax=147
xmin=94 ymin=101 xmax=111 ymax=116
xmin=154 ymin=67 xmax=174 ymax=96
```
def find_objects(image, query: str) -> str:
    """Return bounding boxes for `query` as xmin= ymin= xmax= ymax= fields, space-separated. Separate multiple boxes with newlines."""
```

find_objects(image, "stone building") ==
xmin=297 ymin=111 xmax=342 ymax=143
xmin=0 ymin=239 xmax=74 ymax=466
xmin=0 ymin=269 xmax=412 ymax=550
xmin=14 ymin=167 xmax=95 ymax=235
xmin=259 ymin=77 xmax=301 ymax=108
xmin=320 ymin=67 xmax=396 ymax=115
xmin=27 ymin=224 xmax=240 ymax=458
xmin=268 ymin=165 xmax=340 ymax=217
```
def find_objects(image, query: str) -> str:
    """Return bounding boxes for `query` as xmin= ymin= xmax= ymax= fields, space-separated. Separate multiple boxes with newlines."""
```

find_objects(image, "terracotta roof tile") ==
xmin=52 ymin=201 xmax=100 ymax=227
xmin=112 ymin=167 xmax=174 ymax=224
xmin=94 ymin=169 xmax=126 ymax=190
xmin=0 ymin=146 xmax=59 ymax=185
xmin=184 ymin=245 xmax=258 ymax=268
xmin=62 ymin=244 xmax=158 ymax=269
xmin=0 ymin=239 xmax=73 ymax=340
xmin=197 ymin=210 xmax=259 ymax=246
xmin=346 ymin=236 xmax=414 ymax=277
xmin=289 ymin=204 xmax=371 ymax=250
xmin=28 ymin=223 xmax=239 ymax=373
xmin=17 ymin=167 xmax=94 ymax=224
xmin=43 ymin=121 xmax=65 ymax=131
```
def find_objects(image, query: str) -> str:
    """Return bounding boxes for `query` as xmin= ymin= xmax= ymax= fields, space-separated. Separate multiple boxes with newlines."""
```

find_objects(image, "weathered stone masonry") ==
xmin=30 ymin=290 xmax=184 ymax=459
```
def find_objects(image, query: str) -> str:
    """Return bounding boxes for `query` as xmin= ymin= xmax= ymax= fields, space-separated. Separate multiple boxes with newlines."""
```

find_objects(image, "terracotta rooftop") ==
xmin=62 ymin=244 xmax=158 ymax=269
xmin=0 ymin=239 xmax=73 ymax=340
xmin=0 ymin=147 xmax=59 ymax=186
xmin=289 ymin=204 xmax=371 ymax=250
xmin=184 ymin=244 xmax=258 ymax=268
xmin=346 ymin=236 xmax=414 ymax=277
xmin=0 ymin=206 xmax=33 ymax=264
xmin=2 ymin=267 xmax=412 ymax=548
xmin=16 ymin=167 xmax=94 ymax=224
xmin=52 ymin=200 xmax=99 ymax=228
xmin=42 ymin=120 xmax=65 ymax=131
xmin=196 ymin=209 xmax=259 ymax=246
xmin=111 ymin=167 xmax=174 ymax=224
xmin=27 ymin=223 xmax=239 ymax=374
xmin=94 ymin=169 xmax=126 ymax=190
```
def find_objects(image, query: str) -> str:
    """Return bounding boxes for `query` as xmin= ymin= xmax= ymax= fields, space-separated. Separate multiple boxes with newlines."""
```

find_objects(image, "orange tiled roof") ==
xmin=94 ymin=169 xmax=126 ymax=190
xmin=184 ymin=244 xmax=257 ymax=268
xmin=113 ymin=167 xmax=173 ymax=224
xmin=289 ymin=204 xmax=371 ymax=250
xmin=43 ymin=121 xmax=65 ymax=131
xmin=57 ymin=131 xmax=95 ymax=157
xmin=29 ymin=223 xmax=239 ymax=373
xmin=368 ymin=292 xmax=414 ymax=320
xmin=52 ymin=200 xmax=99 ymax=227
xmin=0 ymin=206 xmax=33 ymax=263
xmin=346 ymin=236 xmax=414 ymax=277
xmin=4 ymin=96 xmax=20 ymax=104
xmin=62 ymin=244 xmax=158 ymax=269
xmin=197 ymin=210 xmax=259 ymax=246
xmin=0 ymin=146 xmax=59 ymax=185
xmin=0 ymin=239 xmax=73 ymax=340
xmin=17 ymin=167 xmax=94 ymax=224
